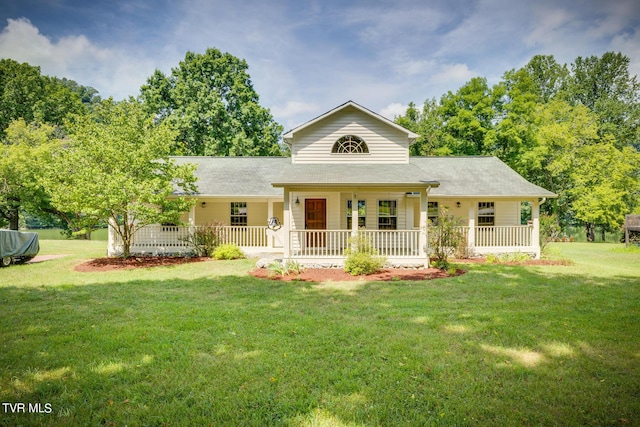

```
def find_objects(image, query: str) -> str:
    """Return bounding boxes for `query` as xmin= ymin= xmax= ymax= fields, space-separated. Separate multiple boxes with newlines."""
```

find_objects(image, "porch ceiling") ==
xmin=271 ymin=163 xmax=439 ymax=188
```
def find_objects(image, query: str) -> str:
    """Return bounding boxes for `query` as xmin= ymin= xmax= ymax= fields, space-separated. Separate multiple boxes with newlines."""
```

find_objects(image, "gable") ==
xmin=284 ymin=102 xmax=416 ymax=164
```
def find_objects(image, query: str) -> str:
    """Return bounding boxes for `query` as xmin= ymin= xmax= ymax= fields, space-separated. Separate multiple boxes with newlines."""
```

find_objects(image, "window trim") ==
xmin=230 ymin=202 xmax=248 ymax=226
xmin=378 ymin=200 xmax=398 ymax=230
xmin=331 ymin=135 xmax=369 ymax=154
xmin=478 ymin=202 xmax=495 ymax=226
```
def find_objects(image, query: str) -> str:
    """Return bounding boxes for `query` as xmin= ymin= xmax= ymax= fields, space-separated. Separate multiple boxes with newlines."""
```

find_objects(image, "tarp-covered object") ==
xmin=0 ymin=230 xmax=40 ymax=265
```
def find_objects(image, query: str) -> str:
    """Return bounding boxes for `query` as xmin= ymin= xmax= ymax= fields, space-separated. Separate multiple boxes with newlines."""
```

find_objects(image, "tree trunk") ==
xmin=600 ymin=226 xmax=606 ymax=242
xmin=585 ymin=223 xmax=595 ymax=242
xmin=8 ymin=207 xmax=19 ymax=230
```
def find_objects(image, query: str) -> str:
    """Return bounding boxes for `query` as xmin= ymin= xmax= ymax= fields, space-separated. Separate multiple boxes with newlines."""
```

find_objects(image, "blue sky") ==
xmin=1 ymin=0 xmax=639 ymax=130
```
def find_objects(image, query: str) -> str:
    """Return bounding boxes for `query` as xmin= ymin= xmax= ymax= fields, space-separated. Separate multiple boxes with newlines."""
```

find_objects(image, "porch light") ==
xmin=456 ymin=202 xmax=461 ymax=208
xmin=295 ymin=197 xmax=300 ymax=206
xmin=201 ymin=202 xmax=206 ymax=208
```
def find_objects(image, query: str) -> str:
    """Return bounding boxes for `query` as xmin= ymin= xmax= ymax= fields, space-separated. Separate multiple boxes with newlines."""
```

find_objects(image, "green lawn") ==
xmin=1 ymin=242 xmax=639 ymax=426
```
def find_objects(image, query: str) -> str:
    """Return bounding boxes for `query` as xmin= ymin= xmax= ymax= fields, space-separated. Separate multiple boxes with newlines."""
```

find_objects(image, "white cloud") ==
xmin=431 ymin=63 xmax=477 ymax=85
xmin=379 ymin=103 xmax=408 ymax=120
xmin=0 ymin=18 xmax=154 ymax=99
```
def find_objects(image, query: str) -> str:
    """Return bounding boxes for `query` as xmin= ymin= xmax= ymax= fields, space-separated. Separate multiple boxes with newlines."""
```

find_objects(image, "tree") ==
xmin=140 ymin=48 xmax=284 ymax=156
xmin=568 ymin=52 xmax=640 ymax=151
xmin=45 ymin=99 xmax=198 ymax=257
xmin=0 ymin=119 xmax=59 ymax=229
xmin=0 ymin=59 xmax=86 ymax=136
xmin=568 ymin=142 xmax=639 ymax=241
xmin=396 ymin=99 xmax=450 ymax=156
xmin=439 ymin=77 xmax=499 ymax=155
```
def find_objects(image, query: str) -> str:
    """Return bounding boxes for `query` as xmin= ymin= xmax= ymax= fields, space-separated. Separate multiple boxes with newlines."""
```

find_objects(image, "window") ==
xmin=347 ymin=200 xmax=366 ymax=229
xmin=428 ymin=201 xmax=439 ymax=224
xmin=230 ymin=202 xmax=247 ymax=226
xmin=331 ymin=135 xmax=369 ymax=154
xmin=478 ymin=202 xmax=495 ymax=226
xmin=378 ymin=200 xmax=397 ymax=230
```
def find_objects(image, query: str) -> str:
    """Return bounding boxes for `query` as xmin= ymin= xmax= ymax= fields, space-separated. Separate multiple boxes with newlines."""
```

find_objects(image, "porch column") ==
xmin=419 ymin=189 xmax=428 ymax=266
xmin=283 ymin=189 xmax=291 ymax=259
xmin=468 ymin=202 xmax=476 ymax=253
xmin=188 ymin=204 xmax=196 ymax=232
xmin=351 ymin=192 xmax=358 ymax=238
xmin=532 ymin=199 xmax=541 ymax=259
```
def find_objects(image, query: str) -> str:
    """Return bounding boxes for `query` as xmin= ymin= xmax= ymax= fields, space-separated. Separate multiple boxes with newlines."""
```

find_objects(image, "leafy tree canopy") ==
xmin=0 ymin=59 xmax=89 ymax=136
xmin=140 ymin=48 xmax=284 ymax=156
xmin=44 ymin=99 xmax=198 ymax=256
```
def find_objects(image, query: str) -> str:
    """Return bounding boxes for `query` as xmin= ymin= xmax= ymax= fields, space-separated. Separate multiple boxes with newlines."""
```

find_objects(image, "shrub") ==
xmin=540 ymin=214 xmax=560 ymax=253
xmin=344 ymin=234 xmax=386 ymax=276
xmin=428 ymin=207 xmax=465 ymax=270
xmin=213 ymin=243 xmax=244 ymax=260
xmin=183 ymin=221 xmax=225 ymax=257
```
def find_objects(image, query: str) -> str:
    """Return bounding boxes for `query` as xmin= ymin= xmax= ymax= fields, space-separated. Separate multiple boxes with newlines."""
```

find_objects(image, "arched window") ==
xmin=331 ymin=135 xmax=369 ymax=154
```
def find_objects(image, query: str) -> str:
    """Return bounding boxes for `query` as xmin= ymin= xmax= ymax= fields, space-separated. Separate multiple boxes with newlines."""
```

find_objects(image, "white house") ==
xmin=108 ymin=101 xmax=556 ymax=264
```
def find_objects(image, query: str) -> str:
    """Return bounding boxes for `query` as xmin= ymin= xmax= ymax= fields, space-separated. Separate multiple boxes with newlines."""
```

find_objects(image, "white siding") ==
xmin=291 ymin=107 xmax=410 ymax=164
xmin=495 ymin=201 xmax=520 ymax=226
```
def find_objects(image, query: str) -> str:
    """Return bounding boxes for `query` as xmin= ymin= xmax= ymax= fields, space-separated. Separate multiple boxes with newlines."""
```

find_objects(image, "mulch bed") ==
xmin=249 ymin=267 xmax=464 ymax=282
xmin=74 ymin=256 xmax=209 ymax=272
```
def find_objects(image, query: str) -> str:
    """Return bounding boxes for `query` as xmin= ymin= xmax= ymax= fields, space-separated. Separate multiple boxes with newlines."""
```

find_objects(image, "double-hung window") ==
xmin=378 ymin=200 xmax=397 ymax=230
xmin=347 ymin=200 xmax=366 ymax=229
xmin=478 ymin=202 xmax=495 ymax=226
xmin=230 ymin=202 xmax=248 ymax=226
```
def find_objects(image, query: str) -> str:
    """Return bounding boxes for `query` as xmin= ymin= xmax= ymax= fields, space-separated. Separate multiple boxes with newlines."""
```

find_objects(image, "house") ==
xmin=107 ymin=101 xmax=556 ymax=264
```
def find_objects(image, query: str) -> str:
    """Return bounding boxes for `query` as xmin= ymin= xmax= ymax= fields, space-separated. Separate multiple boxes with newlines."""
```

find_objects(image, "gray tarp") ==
xmin=0 ymin=230 xmax=40 ymax=258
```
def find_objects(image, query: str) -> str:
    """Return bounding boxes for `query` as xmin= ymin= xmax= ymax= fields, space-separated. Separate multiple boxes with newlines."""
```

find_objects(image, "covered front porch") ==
xmin=107 ymin=192 xmax=544 ymax=262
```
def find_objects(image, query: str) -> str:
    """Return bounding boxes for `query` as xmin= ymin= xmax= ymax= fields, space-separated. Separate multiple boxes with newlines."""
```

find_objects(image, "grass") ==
xmin=24 ymin=228 xmax=109 ymax=241
xmin=0 ymin=241 xmax=639 ymax=426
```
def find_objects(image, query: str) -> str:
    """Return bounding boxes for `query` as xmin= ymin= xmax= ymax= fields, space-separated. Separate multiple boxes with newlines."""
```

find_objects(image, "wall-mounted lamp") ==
xmin=294 ymin=197 xmax=300 ymax=206
xmin=456 ymin=201 xmax=461 ymax=208
xmin=201 ymin=201 xmax=206 ymax=208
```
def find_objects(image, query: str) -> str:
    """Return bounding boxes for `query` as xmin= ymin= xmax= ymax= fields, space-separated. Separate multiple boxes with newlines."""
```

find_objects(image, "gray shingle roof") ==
xmin=411 ymin=157 xmax=556 ymax=197
xmin=171 ymin=156 xmax=556 ymax=198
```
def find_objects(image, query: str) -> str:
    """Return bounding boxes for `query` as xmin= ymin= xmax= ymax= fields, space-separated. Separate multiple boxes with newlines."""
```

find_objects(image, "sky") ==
xmin=1 ymin=0 xmax=639 ymax=130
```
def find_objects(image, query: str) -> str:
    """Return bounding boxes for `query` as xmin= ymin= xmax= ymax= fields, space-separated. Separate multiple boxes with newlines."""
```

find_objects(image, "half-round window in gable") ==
xmin=331 ymin=135 xmax=369 ymax=154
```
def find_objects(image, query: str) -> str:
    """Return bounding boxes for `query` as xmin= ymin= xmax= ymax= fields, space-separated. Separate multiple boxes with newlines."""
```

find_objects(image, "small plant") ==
xmin=213 ymin=243 xmax=244 ymax=260
xmin=267 ymin=260 xmax=305 ymax=278
xmin=268 ymin=260 xmax=288 ymax=277
xmin=344 ymin=234 xmax=386 ymax=276
xmin=540 ymin=213 xmax=560 ymax=253
xmin=428 ymin=207 xmax=465 ymax=270
xmin=183 ymin=221 xmax=225 ymax=257
xmin=485 ymin=254 xmax=499 ymax=264
xmin=447 ymin=265 xmax=459 ymax=276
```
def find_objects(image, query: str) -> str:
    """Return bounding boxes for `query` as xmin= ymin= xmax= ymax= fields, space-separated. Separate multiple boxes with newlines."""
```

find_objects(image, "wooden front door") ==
xmin=305 ymin=198 xmax=326 ymax=247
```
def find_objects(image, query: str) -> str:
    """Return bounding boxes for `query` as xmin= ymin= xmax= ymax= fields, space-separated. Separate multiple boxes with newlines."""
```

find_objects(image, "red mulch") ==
xmin=74 ymin=256 xmax=209 ymax=272
xmin=249 ymin=267 xmax=464 ymax=282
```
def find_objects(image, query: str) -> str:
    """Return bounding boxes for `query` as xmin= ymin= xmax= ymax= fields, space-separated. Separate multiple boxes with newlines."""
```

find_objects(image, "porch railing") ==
xmin=113 ymin=225 xmax=270 ymax=255
xmin=289 ymin=230 xmax=421 ymax=258
xmin=456 ymin=225 xmax=533 ymax=247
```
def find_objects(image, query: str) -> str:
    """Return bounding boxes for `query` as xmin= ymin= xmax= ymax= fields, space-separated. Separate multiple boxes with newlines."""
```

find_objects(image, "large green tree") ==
xmin=140 ymin=48 xmax=283 ymax=156
xmin=0 ymin=59 xmax=88 ymax=136
xmin=568 ymin=52 xmax=640 ymax=151
xmin=0 ymin=119 xmax=59 ymax=229
xmin=45 ymin=99 xmax=198 ymax=256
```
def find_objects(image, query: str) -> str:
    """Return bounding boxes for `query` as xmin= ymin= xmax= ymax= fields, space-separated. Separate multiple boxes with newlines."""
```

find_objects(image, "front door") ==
xmin=305 ymin=198 xmax=326 ymax=247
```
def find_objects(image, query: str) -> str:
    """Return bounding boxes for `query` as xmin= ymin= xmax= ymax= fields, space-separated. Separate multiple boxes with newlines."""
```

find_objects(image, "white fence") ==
xmin=457 ymin=225 xmax=533 ymax=248
xmin=289 ymin=230 xmax=421 ymax=258
xmin=111 ymin=224 xmax=535 ymax=257
xmin=111 ymin=225 xmax=269 ymax=256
